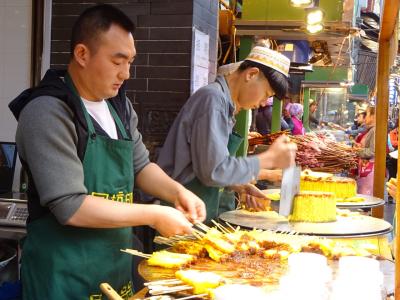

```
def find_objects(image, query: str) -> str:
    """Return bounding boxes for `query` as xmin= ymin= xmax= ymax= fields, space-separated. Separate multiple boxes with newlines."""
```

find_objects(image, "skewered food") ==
xmin=147 ymin=251 xmax=195 ymax=268
xmin=265 ymin=192 xmax=280 ymax=201
xmin=131 ymin=223 xmax=378 ymax=298
xmin=290 ymin=191 xmax=337 ymax=222
xmin=172 ymin=241 xmax=207 ymax=257
xmin=175 ymin=270 xmax=225 ymax=294
xmin=249 ymin=132 xmax=358 ymax=173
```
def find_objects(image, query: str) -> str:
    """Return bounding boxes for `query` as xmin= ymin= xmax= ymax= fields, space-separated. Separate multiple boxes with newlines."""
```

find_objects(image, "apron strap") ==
xmin=64 ymin=72 xmax=129 ymax=139
xmin=107 ymin=102 xmax=129 ymax=140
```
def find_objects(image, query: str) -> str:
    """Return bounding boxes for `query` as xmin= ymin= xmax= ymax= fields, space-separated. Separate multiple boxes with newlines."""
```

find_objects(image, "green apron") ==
xmin=185 ymin=132 xmax=243 ymax=222
xmin=21 ymin=74 xmax=134 ymax=300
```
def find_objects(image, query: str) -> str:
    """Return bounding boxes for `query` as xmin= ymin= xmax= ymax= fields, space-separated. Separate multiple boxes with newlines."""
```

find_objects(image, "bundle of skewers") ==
xmin=249 ymin=131 xmax=358 ymax=173
xmin=122 ymin=221 xmax=377 ymax=298
xmin=248 ymin=130 xmax=289 ymax=146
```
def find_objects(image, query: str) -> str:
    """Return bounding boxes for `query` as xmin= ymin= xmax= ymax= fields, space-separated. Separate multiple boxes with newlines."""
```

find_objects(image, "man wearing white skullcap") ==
xmin=157 ymin=46 xmax=297 ymax=222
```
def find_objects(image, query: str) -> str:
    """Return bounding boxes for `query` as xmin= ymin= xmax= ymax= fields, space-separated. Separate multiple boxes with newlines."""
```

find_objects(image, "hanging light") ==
xmin=306 ymin=8 xmax=324 ymax=25
xmin=289 ymin=0 xmax=314 ymax=8
xmin=306 ymin=23 xmax=324 ymax=34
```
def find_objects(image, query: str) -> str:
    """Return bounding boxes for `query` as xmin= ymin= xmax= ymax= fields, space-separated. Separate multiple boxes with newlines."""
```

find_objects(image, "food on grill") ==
xmin=139 ymin=224 xmax=378 ymax=298
xmin=240 ymin=196 xmax=272 ymax=212
xmin=265 ymin=192 xmax=280 ymax=201
xmin=172 ymin=241 xmax=207 ymax=257
xmin=300 ymin=169 xmax=357 ymax=199
xmin=289 ymin=191 xmax=337 ymax=223
xmin=175 ymin=270 xmax=225 ymax=294
xmin=147 ymin=251 xmax=195 ymax=268
xmin=203 ymin=228 xmax=236 ymax=254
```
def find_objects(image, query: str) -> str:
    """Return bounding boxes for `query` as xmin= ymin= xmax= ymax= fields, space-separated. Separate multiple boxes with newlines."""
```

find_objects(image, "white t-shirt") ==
xmin=82 ymin=98 xmax=118 ymax=139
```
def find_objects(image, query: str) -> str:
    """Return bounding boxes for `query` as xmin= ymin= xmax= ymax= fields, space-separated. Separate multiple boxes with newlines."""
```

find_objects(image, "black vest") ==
xmin=9 ymin=69 xmax=132 ymax=222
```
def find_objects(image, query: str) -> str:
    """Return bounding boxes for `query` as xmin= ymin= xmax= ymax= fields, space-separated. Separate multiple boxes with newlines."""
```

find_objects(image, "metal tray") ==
xmin=263 ymin=189 xmax=385 ymax=209
xmin=218 ymin=210 xmax=393 ymax=237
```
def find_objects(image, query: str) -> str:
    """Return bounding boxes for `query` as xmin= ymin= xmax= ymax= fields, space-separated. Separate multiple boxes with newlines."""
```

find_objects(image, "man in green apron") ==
xmin=158 ymin=46 xmax=297 ymax=222
xmin=9 ymin=5 xmax=205 ymax=299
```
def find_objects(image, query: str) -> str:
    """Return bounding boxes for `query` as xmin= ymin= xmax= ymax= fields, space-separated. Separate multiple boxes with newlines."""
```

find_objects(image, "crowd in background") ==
xmin=249 ymin=99 xmax=399 ymax=198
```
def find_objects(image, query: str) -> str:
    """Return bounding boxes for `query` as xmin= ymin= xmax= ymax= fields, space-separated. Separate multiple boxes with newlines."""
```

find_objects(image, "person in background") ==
xmin=387 ymin=177 xmax=397 ymax=203
xmin=355 ymin=106 xmax=376 ymax=195
xmin=157 ymin=46 xmax=297 ymax=222
xmin=309 ymin=100 xmax=320 ymax=129
xmin=389 ymin=118 xmax=398 ymax=150
xmin=345 ymin=111 xmax=366 ymax=138
xmin=283 ymin=102 xmax=294 ymax=132
xmin=387 ymin=118 xmax=399 ymax=191
xmin=9 ymin=5 xmax=205 ymax=299
xmin=289 ymin=103 xmax=304 ymax=135
xmin=255 ymin=97 xmax=289 ymax=135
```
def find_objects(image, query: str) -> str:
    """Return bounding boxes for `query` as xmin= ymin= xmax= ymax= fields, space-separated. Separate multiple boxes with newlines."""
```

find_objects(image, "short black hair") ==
xmin=70 ymin=4 xmax=135 ymax=56
xmin=238 ymin=60 xmax=289 ymax=99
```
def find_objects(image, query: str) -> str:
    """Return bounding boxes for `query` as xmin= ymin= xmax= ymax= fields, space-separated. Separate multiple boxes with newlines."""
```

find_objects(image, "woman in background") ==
xmin=289 ymin=103 xmax=304 ymax=135
xmin=355 ymin=106 xmax=376 ymax=195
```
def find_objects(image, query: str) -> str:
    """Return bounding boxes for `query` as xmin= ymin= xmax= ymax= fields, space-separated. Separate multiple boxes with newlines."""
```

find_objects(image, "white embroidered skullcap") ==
xmin=245 ymin=46 xmax=290 ymax=77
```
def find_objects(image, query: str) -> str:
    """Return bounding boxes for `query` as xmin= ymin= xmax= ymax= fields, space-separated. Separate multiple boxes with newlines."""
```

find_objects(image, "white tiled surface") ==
xmin=0 ymin=0 xmax=32 ymax=190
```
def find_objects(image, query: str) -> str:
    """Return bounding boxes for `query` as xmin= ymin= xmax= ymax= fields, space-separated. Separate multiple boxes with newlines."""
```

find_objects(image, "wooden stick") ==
xmin=211 ymin=220 xmax=230 ymax=234
xmin=144 ymin=279 xmax=183 ymax=286
xmin=191 ymin=228 xmax=206 ymax=237
xmin=99 ymin=283 xmax=124 ymax=300
xmin=177 ymin=293 xmax=208 ymax=300
xmin=149 ymin=285 xmax=193 ymax=295
xmin=120 ymin=249 xmax=151 ymax=259
xmin=192 ymin=231 xmax=204 ymax=240
xmin=153 ymin=236 xmax=175 ymax=246
xmin=194 ymin=222 xmax=210 ymax=233
xmin=224 ymin=221 xmax=236 ymax=232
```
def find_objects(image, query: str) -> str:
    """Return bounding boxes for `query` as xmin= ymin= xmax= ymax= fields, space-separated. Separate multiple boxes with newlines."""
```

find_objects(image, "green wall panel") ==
xmin=242 ymin=0 xmax=343 ymax=22
xmin=305 ymin=66 xmax=348 ymax=81
xmin=350 ymin=84 xmax=369 ymax=95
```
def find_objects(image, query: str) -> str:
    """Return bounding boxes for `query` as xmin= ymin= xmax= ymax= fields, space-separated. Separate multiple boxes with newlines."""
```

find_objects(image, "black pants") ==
xmin=387 ymin=156 xmax=398 ymax=179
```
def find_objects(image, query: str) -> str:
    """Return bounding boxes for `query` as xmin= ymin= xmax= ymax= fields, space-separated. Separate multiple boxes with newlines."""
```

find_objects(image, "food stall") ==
xmin=123 ymin=0 xmax=400 ymax=299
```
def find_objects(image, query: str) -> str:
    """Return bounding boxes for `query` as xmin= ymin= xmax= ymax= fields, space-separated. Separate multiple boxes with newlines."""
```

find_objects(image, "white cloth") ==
xmin=390 ymin=150 xmax=398 ymax=159
xmin=82 ymin=98 xmax=118 ymax=139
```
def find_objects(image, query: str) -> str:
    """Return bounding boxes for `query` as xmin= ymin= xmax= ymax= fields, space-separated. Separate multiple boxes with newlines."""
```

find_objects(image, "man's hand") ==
xmin=387 ymin=178 xmax=397 ymax=200
xmin=257 ymin=135 xmax=297 ymax=170
xmin=149 ymin=206 xmax=194 ymax=237
xmin=230 ymin=184 xmax=269 ymax=211
xmin=258 ymin=169 xmax=282 ymax=183
xmin=174 ymin=187 xmax=206 ymax=223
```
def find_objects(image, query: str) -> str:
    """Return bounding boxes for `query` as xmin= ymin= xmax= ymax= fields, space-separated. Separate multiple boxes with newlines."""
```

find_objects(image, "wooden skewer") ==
xmin=149 ymin=285 xmax=193 ymax=295
xmin=211 ymin=220 xmax=230 ymax=234
xmin=191 ymin=228 xmax=206 ymax=237
xmin=191 ymin=231 xmax=204 ymax=240
xmin=224 ymin=221 xmax=236 ymax=232
xmin=177 ymin=293 xmax=208 ymax=300
xmin=193 ymin=222 xmax=210 ymax=233
xmin=120 ymin=249 xmax=151 ymax=259
xmin=153 ymin=236 xmax=175 ymax=246
xmin=144 ymin=279 xmax=183 ymax=286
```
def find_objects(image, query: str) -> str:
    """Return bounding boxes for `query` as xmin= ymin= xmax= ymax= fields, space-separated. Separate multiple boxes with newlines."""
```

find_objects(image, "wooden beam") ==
xmin=397 ymin=127 xmax=400 ymax=300
xmin=372 ymin=39 xmax=389 ymax=219
xmin=376 ymin=1 xmax=400 ymax=298
xmin=379 ymin=0 xmax=400 ymax=42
